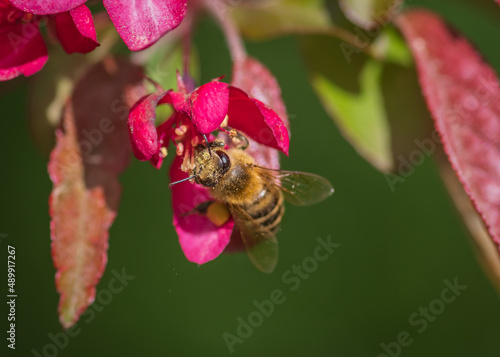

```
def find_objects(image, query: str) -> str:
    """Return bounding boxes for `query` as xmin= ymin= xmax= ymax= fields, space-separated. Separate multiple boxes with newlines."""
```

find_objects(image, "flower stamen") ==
xmin=176 ymin=142 xmax=184 ymax=157
xmin=174 ymin=124 xmax=189 ymax=141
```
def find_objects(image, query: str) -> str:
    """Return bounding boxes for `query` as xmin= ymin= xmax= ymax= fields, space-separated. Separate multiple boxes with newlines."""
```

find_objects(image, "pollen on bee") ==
xmin=206 ymin=202 xmax=231 ymax=227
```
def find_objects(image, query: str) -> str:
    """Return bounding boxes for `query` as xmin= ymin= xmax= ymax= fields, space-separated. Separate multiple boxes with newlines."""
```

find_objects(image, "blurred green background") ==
xmin=2 ymin=0 xmax=500 ymax=356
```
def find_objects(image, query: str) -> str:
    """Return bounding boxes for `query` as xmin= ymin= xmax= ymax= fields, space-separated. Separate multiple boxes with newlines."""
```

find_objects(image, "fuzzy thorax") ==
xmin=209 ymin=149 xmax=265 ymax=205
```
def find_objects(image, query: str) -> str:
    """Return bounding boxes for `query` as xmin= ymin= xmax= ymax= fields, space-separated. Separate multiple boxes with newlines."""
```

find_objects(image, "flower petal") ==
xmin=128 ymin=91 xmax=168 ymax=161
xmin=183 ymin=81 xmax=229 ymax=134
xmin=0 ymin=23 xmax=47 ymax=81
xmin=149 ymin=113 xmax=178 ymax=169
xmin=9 ymin=0 xmax=86 ymax=15
xmin=103 ymin=0 xmax=187 ymax=51
xmin=53 ymin=5 xmax=99 ymax=54
xmin=232 ymin=57 xmax=289 ymax=129
xmin=228 ymin=87 xmax=289 ymax=155
xmin=170 ymin=156 xmax=234 ymax=264
xmin=230 ymin=57 xmax=287 ymax=170
xmin=161 ymin=81 xmax=229 ymax=134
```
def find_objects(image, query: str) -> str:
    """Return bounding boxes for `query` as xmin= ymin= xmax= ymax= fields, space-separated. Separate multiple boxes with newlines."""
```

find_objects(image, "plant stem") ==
xmin=203 ymin=0 xmax=246 ymax=63
xmin=180 ymin=9 xmax=197 ymax=92
xmin=182 ymin=12 xmax=193 ymax=77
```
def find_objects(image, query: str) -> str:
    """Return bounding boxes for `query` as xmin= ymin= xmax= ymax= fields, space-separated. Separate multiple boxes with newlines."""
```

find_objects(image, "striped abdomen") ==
xmin=241 ymin=183 xmax=284 ymax=234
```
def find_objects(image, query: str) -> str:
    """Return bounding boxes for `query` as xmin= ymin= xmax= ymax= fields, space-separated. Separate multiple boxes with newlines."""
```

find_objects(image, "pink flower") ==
xmin=10 ymin=0 xmax=187 ymax=51
xmin=128 ymin=75 xmax=290 ymax=264
xmin=0 ymin=0 xmax=98 ymax=81
xmin=2 ymin=0 xmax=187 ymax=80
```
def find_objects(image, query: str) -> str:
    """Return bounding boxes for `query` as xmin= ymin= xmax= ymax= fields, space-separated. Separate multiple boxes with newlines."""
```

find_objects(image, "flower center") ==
xmin=0 ymin=0 xmax=34 ymax=26
xmin=162 ymin=115 xmax=205 ymax=173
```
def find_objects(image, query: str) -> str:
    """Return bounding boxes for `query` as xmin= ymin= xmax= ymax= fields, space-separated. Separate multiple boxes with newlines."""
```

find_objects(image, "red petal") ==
xmin=0 ymin=23 xmax=47 ymax=80
xmin=228 ymin=87 xmax=289 ymax=155
xmin=10 ymin=0 xmax=86 ymax=14
xmin=128 ymin=91 xmax=169 ymax=161
xmin=49 ymin=59 xmax=145 ymax=328
xmin=103 ymin=0 xmax=187 ymax=51
xmin=230 ymin=57 xmax=289 ymax=166
xmin=232 ymin=57 xmax=289 ymax=129
xmin=244 ymin=137 xmax=280 ymax=169
xmin=182 ymin=81 xmax=229 ymax=134
xmin=149 ymin=113 xmax=178 ymax=169
xmin=53 ymin=5 xmax=99 ymax=54
xmin=170 ymin=156 xmax=234 ymax=264
xmin=397 ymin=10 xmax=500 ymax=248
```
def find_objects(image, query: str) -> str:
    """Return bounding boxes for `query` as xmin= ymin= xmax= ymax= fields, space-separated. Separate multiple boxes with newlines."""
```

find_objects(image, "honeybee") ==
xmin=170 ymin=132 xmax=333 ymax=273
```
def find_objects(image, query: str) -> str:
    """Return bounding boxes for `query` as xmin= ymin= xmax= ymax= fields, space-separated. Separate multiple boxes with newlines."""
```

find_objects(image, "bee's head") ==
xmin=193 ymin=141 xmax=231 ymax=187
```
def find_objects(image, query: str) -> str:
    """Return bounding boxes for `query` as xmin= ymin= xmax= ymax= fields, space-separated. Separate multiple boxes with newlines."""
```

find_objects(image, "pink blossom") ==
xmin=128 ymin=75 xmax=290 ymax=264
xmin=10 ymin=0 xmax=187 ymax=51
xmin=1 ymin=0 xmax=187 ymax=80
xmin=0 ymin=0 xmax=98 ymax=81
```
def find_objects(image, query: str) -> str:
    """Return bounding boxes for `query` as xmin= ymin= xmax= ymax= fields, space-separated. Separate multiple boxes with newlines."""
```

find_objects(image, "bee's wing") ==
xmin=229 ymin=204 xmax=278 ymax=273
xmin=256 ymin=167 xmax=334 ymax=206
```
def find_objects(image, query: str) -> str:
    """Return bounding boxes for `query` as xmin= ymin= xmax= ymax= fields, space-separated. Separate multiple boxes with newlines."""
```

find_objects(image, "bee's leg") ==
xmin=208 ymin=141 xmax=225 ymax=149
xmin=181 ymin=201 xmax=213 ymax=216
xmin=228 ymin=129 xmax=249 ymax=150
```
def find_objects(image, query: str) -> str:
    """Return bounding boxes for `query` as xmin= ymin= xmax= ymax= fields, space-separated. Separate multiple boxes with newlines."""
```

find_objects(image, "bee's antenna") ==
xmin=169 ymin=174 xmax=198 ymax=187
xmin=202 ymin=134 xmax=212 ymax=156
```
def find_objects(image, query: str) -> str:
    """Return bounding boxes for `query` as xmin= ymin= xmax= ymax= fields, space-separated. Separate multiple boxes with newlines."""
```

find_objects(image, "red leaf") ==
xmin=436 ymin=148 xmax=500 ymax=293
xmin=48 ymin=58 xmax=145 ymax=328
xmin=231 ymin=57 xmax=289 ymax=169
xmin=397 ymin=10 xmax=500 ymax=249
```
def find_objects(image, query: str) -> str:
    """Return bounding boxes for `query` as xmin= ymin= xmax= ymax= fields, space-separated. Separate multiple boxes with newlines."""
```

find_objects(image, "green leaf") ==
xmin=313 ymin=58 xmax=392 ymax=172
xmin=339 ymin=0 xmax=404 ymax=29
xmin=139 ymin=40 xmax=199 ymax=92
xmin=371 ymin=25 xmax=412 ymax=65
xmin=132 ymin=38 xmax=200 ymax=124
xmin=300 ymin=27 xmax=432 ymax=173
xmin=230 ymin=0 xmax=332 ymax=40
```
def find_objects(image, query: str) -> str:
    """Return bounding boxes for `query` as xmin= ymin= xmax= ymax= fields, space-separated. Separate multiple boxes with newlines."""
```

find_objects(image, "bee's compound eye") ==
xmin=216 ymin=151 xmax=231 ymax=174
